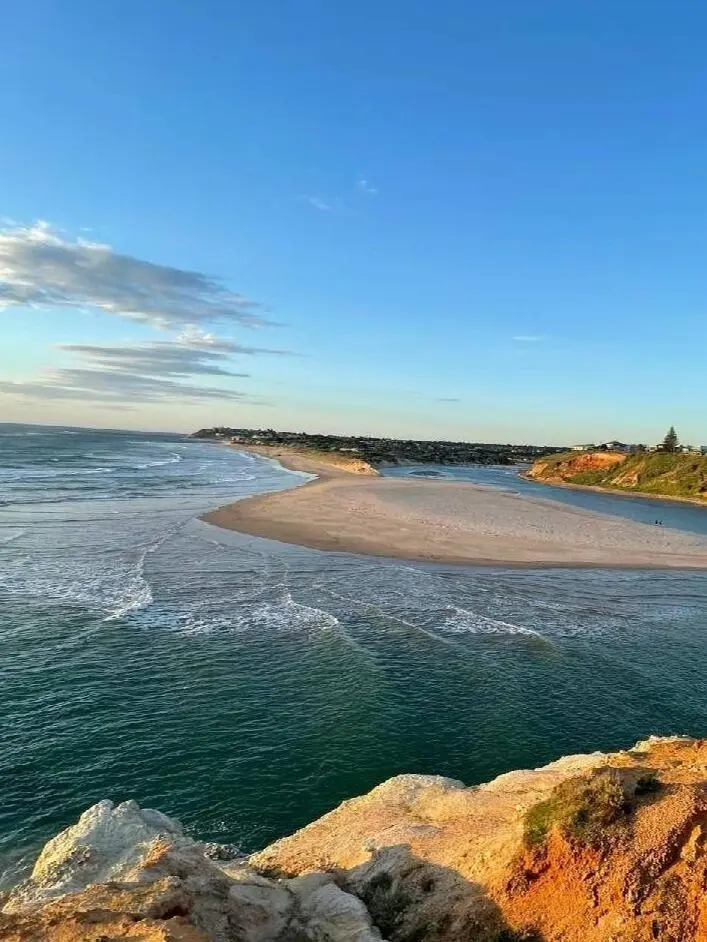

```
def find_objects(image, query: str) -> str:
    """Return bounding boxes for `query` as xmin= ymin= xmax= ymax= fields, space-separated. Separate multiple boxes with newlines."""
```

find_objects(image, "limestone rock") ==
xmin=223 ymin=867 xmax=294 ymax=941
xmin=290 ymin=872 xmax=383 ymax=941
xmin=6 ymin=737 xmax=707 ymax=941
xmin=4 ymin=799 xmax=186 ymax=913
xmin=1 ymin=800 xmax=385 ymax=941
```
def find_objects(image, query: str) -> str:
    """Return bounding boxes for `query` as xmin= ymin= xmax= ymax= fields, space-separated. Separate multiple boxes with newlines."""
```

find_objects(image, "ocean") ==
xmin=2 ymin=424 xmax=707 ymax=885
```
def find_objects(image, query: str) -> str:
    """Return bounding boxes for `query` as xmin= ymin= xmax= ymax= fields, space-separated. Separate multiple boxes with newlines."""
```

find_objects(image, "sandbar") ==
xmin=201 ymin=446 xmax=707 ymax=569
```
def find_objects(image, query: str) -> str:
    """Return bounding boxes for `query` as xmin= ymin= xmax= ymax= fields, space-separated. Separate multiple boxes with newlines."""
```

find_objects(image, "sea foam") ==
xmin=440 ymin=605 xmax=541 ymax=637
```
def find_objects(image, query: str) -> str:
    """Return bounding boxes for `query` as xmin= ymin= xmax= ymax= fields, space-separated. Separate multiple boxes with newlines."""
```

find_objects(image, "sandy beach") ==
xmin=200 ymin=446 xmax=707 ymax=569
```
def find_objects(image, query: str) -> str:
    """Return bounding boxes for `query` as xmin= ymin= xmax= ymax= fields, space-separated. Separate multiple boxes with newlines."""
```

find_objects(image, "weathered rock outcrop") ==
xmin=529 ymin=450 xmax=627 ymax=483
xmin=4 ymin=737 xmax=707 ymax=941
xmin=529 ymin=450 xmax=707 ymax=502
xmin=0 ymin=799 xmax=382 ymax=942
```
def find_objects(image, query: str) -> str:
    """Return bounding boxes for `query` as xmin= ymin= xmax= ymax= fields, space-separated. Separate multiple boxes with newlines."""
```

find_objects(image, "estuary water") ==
xmin=2 ymin=424 xmax=707 ymax=884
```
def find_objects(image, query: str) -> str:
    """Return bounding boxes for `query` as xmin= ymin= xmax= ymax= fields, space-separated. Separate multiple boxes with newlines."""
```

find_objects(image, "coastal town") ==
xmin=193 ymin=425 xmax=707 ymax=465
xmin=192 ymin=426 xmax=565 ymax=465
xmin=573 ymin=439 xmax=707 ymax=455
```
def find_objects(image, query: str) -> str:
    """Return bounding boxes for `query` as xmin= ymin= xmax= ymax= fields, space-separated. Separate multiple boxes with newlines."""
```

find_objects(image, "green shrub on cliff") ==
xmin=523 ymin=771 xmax=629 ymax=848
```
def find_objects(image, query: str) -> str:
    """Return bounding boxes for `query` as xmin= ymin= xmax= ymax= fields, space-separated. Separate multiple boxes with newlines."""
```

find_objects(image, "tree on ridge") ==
xmin=662 ymin=426 xmax=679 ymax=453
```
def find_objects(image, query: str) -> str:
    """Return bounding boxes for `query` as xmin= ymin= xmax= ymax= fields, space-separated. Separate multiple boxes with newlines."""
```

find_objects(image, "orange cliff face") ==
xmin=529 ymin=450 xmax=707 ymax=502
xmin=6 ymin=738 xmax=707 ymax=942
xmin=252 ymin=736 xmax=707 ymax=942
xmin=529 ymin=451 xmax=627 ymax=482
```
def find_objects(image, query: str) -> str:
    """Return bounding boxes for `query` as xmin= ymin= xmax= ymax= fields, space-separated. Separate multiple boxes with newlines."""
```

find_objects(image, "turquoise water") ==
xmin=3 ymin=425 xmax=707 ymax=885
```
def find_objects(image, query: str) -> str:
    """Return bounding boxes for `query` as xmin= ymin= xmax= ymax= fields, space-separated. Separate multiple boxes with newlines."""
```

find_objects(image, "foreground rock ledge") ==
xmin=3 ymin=736 xmax=707 ymax=941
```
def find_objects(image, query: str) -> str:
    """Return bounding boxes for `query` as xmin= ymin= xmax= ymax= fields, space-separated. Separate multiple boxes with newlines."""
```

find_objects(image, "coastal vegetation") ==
xmin=521 ymin=770 xmax=658 ymax=849
xmin=192 ymin=427 xmax=564 ymax=466
xmin=530 ymin=450 xmax=707 ymax=501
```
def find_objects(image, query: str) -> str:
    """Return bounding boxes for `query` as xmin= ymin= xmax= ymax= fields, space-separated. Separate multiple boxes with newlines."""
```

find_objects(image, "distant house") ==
xmin=571 ymin=444 xmax=596 ymax=451
xmin=598 ymin=440 xmax=630 ymax=453
xmin=652 ymin=442 xmax=700 ymax=455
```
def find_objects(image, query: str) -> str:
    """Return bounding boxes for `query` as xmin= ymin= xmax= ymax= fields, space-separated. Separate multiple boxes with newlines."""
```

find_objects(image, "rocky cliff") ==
xmin=529 ymin=451 xmax=707 ymax=501
xmin=3 ymin=737 xmax=707 ymax=941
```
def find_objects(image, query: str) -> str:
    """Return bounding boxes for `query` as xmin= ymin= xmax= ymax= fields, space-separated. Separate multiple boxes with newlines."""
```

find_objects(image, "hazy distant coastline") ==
xmin=192 ymin=426 xmax=565 ymax=467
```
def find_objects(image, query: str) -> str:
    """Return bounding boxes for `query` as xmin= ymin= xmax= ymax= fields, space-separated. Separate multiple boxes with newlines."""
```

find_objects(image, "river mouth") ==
xmin=384 ymin=462 xmax=707 ymax=535
xmin=3 ymin=426 xmax=707 ymax=886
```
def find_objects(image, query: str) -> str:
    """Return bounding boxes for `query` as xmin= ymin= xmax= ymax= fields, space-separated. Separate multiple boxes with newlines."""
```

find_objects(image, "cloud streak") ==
xmin=0 ymin=335 xmax=292 ymax=407
xmin=301 ymin=179 xmax=378 ymax=213
xmin=0 ymin=369 xmax=255 ymax=404
xmin=0 ymin=221 xmax=269 ymax=330
xmin=357 ymin=178 xmax=378 ymax=195
xmin=56 ymin=337 xmax=292 ymax=379
xmin=302 ymin=196 xmax=333 ymax=212
xmin=0 ymin=220 xmax=293 ymax=410
xmin=56 ymin=343 xmax=248 ymax=379
xmin=512 ymin=335 xmax=543 ymax=343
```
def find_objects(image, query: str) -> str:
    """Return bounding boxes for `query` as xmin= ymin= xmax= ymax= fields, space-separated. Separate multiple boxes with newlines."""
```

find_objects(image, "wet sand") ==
xmin=202 ymin=447 xmax=707 ymax=569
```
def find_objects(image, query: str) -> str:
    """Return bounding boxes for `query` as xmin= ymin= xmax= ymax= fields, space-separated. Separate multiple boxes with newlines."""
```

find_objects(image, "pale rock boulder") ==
xmin=222 ymin=867 xmax=294 ymax=941
xmin=290 ymin=872 xmax=383 ymax=942
xmin=4 ymin=799 xmax=185 ymax=912
xmin=2 ymin=799 xmax=386 ymax=941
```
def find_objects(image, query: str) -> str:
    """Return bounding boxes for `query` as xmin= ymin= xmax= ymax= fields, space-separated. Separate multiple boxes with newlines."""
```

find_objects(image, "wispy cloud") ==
xmin=0 ymin=221 xmax=269 ymax=331
xmin=301 ymin=196 xmax=333 ymax=212
xmin=0 ymin=220 xmax=292 ymax=410
xmin=512 ymin=335 xmax=543 ymax=343
xmin=435 ymin=397 xmax=462 ymax=403
xmin=357 ymin=178 xmax=378 ymax=196
xmin=1 ymin=335 xmax=294 ymax=405
xmin=55 ymin=342 xmax=248 ymax=379
xmin=57 ymin=338 xmax=293 ymax=377
xmin=301 ymin=179 xmax=378 ymax=213
xmin=0 ymin=370 xmax=254 ymax=404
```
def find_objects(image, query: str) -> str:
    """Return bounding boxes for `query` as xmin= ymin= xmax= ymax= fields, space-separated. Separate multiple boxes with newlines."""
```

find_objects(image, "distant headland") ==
xmin=191 ymin=426 xmax=565 ymax=467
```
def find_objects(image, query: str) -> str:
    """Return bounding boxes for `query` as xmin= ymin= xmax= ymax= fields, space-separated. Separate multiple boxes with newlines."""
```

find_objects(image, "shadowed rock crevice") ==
xmin=344 ymin=846 xmax=545 ymax=942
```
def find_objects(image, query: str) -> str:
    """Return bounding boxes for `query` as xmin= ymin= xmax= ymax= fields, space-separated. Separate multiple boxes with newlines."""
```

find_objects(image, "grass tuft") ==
xmin=523 ymin=771 xmax=630 ymax=849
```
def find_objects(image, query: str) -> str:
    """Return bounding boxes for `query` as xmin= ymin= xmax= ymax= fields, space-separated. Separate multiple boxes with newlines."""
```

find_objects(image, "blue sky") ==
xmin=1 ymin=1 xmax=706 ymax=444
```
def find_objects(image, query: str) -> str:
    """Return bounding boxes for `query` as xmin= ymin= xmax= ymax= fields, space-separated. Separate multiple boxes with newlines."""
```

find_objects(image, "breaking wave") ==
xmin=439 ymin=605 xmax=541 ymax=637
xmin=103 ymin=553 xmax=154 ymax=621
xmin=177 ymin=591 xmax=340 ymax=636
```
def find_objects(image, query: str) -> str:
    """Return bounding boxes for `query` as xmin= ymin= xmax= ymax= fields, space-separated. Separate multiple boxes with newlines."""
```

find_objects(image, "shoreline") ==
xmin=200 ymin=445 xmax=707 ymax=570
xmin=229 ymin=442 xmax=378 ymax=481
xmin=522 ymin=472 xmax=707 ymax=509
